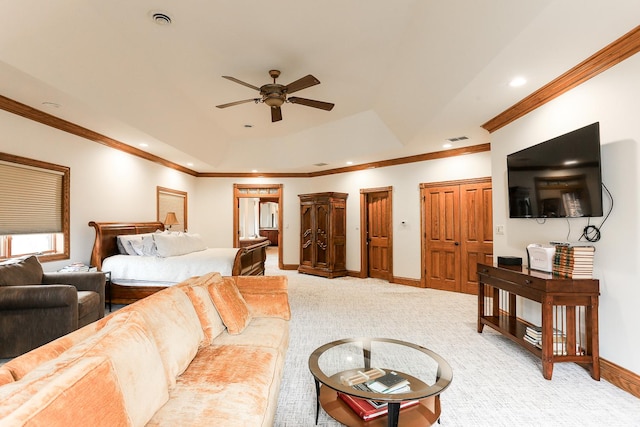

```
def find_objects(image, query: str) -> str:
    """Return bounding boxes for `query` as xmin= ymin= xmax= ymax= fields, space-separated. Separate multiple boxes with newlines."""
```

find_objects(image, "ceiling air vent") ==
xmin=447 ymin=136 xmax=469 ymax=142
xmin=150 ymin=11 xmax=172 ymax=25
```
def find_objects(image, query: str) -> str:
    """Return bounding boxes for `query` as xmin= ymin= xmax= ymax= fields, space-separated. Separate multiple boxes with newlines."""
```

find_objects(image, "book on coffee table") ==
xmin=337 ymin=392 xmax=419 ymax=421
xmin=367 ymin=372 xmax=410 ymax=393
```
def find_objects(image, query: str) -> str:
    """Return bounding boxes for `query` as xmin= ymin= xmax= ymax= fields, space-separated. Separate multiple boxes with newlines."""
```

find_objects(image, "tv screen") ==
xmin=507 ymin=122 xmax=603 ymax=218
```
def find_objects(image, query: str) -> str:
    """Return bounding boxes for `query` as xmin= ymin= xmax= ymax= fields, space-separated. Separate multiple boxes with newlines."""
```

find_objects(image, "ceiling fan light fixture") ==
xmin=217 ymin=69 xmax=333 ymax=122
xmin=264 ymin=95 xmax=285 ymax=107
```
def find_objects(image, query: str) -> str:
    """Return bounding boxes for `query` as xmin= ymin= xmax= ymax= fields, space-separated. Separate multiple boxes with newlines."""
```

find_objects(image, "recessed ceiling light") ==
xmin=139 ymin=143 xmax=149 ymax=147
xmin=186 ymin=162 xmax=194 ymax=167
xmin=252 ymin=169 xmax=258 ymax=173
xmin=346 ymin=161 xmax=353 ymax=165
xmin=509 ymin=76 xmax=527 ymax=87
xmin=443 ymin=143 xmax=453 ymax=148
xmin=42 ymin=101 xmax=60 ymax=108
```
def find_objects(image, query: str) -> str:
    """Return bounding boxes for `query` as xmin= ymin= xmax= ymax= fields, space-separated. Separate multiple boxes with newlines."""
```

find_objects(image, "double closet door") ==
xmin=421 ymin=179 xmax=493 ymax=294
xmin=299 ymin=192 xmax=348 ymax=278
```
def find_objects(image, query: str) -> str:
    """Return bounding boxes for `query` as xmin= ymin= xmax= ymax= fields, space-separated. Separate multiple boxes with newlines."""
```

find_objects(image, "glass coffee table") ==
xmin=309 ymin=338 xmax=453 ymax=427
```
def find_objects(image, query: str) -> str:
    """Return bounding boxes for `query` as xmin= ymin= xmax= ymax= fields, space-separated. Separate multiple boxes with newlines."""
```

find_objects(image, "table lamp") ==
xmin=163 ymin=211 xmax=179 ymax=230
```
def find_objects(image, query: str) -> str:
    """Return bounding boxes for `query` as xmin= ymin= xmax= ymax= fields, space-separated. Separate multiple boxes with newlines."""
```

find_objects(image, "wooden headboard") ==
xmin=88 ymin=221 xmax=164 ymax=270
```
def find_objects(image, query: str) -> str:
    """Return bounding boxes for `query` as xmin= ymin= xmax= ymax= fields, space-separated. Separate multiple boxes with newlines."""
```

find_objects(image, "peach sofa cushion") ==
xmin=0 ymin=357 xmax=131 ymax=427
xmin=3 ymin=314 xmax=116 ymax=381
xmin=178 ymin=272 xmax=226 ymax=345
xmin=119 ymin=285 xmax=204 ymax=387
xmin=213 ymin=317 xmax=289 ymax=353
xmin=235 ymin=276 xmax=291 ymax=320
xmin=0 ymin=368 xmax=13 ymax=387
xmin=208 ymin=277 xmax=252 ymax=334
xmin=3 ymin=310 xmax=168 ymax=427
xmin=25 ymin=310 xmax=169 ymax=426
xmin=147 ymin=345 xmax=282 ymax=427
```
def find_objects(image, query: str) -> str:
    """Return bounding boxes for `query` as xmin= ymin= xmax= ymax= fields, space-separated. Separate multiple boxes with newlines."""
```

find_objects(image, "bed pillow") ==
xmin=207 ymin=277 xmax=252 ymax=335
xmin=117 ymin=232 xmax=163 ymax=256
xmin=153 ymin=233 xmax=207 ymax=257
xmin=129 ymin=235 xmax=158 ymax=256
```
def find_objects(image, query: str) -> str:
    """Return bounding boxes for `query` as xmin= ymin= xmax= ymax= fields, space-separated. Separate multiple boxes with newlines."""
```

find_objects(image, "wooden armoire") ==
xmin=298 ymin=192 xmax=348 ymax=278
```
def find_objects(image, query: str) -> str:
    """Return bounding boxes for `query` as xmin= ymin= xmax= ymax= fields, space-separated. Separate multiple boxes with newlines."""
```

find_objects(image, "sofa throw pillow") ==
xmin=208 ymin=278 xmax=252 ymax=334
xmin=0 ymin=255 xmax=43 ymax=286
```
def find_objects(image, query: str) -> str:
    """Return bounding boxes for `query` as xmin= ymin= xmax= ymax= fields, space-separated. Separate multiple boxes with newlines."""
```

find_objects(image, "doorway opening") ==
xmin=233 ymin=184 xmax=284 ymax=270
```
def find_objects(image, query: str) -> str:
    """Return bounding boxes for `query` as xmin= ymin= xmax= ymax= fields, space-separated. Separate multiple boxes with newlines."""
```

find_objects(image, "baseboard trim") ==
xmin=281 ymin=264 xmax=298 ymax=271
xmin=600 ymin=358 xmax=640 ymax=399
xmin=391 ymin=276 xmax=423 ymax=288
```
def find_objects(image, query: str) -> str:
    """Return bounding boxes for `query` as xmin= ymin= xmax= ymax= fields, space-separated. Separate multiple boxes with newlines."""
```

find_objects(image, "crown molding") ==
xmin=0 ymin=95 xmax=198 ymax=176
xmin=482 ymin=25 xmax=640 ymax=133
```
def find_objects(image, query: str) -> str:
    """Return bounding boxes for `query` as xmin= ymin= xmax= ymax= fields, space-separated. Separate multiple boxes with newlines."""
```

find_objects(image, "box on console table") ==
xmin=477 ymin=263 xmax=599 ymax=381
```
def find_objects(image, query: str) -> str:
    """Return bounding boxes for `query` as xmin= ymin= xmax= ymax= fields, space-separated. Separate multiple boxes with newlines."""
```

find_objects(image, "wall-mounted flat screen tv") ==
xmin=507 ymin=122 xmax=603 ymax=218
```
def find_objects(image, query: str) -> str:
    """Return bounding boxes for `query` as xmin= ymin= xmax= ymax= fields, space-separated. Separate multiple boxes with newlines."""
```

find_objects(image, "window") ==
xmin=0 ymin=153 xmax=70 ymax=261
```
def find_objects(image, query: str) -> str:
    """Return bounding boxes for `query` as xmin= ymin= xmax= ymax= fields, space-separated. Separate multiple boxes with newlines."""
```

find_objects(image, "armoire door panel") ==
xmin=300 ymin=205 xmax=313 ymax=267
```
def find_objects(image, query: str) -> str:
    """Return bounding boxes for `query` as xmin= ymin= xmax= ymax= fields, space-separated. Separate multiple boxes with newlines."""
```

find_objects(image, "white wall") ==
xmin=0 ymin=109 xmax=197 ymax=271
xmin=193 ymin=153 xmax=492 ymax=278
xmin=491 ymin=53 xmax=640 ymax=374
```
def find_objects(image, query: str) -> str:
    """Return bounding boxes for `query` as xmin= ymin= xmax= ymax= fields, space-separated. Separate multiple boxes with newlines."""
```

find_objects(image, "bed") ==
xmin=88 ymin=221 xmax=269 ymax=304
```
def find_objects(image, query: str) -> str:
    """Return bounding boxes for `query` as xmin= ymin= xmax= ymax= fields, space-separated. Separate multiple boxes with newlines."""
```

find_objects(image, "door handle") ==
xmin=454 ymin=242 xmax=460 ymax=246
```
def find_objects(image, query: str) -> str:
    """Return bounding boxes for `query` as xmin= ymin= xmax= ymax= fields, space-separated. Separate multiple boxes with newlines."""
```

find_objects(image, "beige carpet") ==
xmin=267 ymin=250 xmax=640 ymax=426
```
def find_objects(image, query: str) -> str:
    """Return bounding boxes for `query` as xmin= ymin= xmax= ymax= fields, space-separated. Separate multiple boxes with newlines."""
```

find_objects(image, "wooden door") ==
xmin=423 ymin=185 xmax=461 ymax=292
xmin=365 ymin=190 xmax=392 ymax=280
xmin=421 ymin=178 xmax=492 ymax=294
xmin=459 ymin=182 xmax=493 ymax=294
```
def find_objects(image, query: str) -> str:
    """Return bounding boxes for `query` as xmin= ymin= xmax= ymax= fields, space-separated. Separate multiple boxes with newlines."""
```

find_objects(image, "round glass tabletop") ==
xmin=309 ymin=337 xmax=453 ymax=402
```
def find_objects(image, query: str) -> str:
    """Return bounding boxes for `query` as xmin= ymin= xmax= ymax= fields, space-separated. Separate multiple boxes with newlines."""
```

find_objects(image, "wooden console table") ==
xmin=477 ymin=263 xmax=600 ymax=380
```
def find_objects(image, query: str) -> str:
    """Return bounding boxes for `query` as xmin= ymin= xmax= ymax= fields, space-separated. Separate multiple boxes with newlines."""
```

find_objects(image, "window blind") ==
xmin=0 ymin=161 xmax=64 ymax=235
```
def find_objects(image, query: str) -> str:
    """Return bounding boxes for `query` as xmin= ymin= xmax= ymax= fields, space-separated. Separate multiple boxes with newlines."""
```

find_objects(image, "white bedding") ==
xmin=102 ymin=248 xmax=240 ymax=283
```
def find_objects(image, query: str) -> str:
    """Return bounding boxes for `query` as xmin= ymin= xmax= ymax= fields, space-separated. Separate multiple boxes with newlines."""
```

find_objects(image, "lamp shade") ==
xmin=163 ymin=211 xmax=179 ymax=228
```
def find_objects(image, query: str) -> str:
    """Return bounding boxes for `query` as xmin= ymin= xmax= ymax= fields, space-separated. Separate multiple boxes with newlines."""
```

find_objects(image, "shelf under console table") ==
xmin=477 ymin=263 xmax=600 ymax=380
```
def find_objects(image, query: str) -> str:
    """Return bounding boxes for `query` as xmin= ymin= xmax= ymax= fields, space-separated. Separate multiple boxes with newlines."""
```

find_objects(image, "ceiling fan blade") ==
xmin=288 ymin=97 xmax=334 ymax=111
xmin=222 ymin=76 xmax=261 ymax=92
xmin=271 ymin=106 xmax=282 ymax=122
xmin=216 ymin=98 xmax=259 ymax=109
xmin=284 ymin=75 xmax=320 ymax=94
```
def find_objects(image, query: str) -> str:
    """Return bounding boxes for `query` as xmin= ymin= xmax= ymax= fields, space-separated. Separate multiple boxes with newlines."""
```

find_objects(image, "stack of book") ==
xmin=338 ymin=372 xmax=417 ymax=421
xmin=58 ymin=262 xmax=97 ymax=273
xmin=552 ymin=244 xmax=595 ymax=279
xmin=523 ymin=325 xmax=542 ymax=348
xmin=523 ymin=325 xmax=567 ymax=355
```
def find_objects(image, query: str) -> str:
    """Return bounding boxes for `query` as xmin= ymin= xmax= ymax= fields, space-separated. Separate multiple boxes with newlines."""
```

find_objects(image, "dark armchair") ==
xmin=0 ymin=255 xmax=105 ymax=358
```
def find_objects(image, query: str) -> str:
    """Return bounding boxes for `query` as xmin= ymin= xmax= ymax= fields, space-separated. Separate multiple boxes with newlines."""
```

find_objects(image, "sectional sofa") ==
xmin=0 ymin=272 xmax=290 ymax=426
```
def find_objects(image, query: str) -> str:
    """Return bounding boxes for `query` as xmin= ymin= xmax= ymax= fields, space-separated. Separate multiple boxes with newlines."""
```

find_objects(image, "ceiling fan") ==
xmin=216 ymin=70 xmax=334 ymax=122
